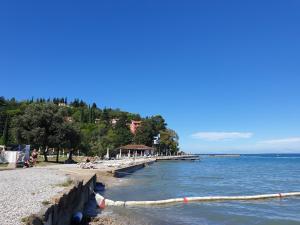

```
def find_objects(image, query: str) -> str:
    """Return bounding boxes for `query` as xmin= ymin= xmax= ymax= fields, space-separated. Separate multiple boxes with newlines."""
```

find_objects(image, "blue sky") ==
xmin=1 ymin=0 xmax=300 ymax=153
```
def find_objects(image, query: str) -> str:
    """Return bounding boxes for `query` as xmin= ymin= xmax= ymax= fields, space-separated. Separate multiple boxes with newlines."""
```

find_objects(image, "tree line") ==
xmin=0 ymin=97 xmax=179 ymax=161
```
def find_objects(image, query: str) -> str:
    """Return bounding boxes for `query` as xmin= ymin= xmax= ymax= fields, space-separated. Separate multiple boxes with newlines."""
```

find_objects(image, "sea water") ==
xmin=99 ymin=155 xmax=300 ymax=225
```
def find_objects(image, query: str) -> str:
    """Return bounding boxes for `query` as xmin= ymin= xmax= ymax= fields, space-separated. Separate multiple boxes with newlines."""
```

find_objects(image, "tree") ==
xmin=113 ymin=114 xmax=133 ymax=147
xmin=133 ymin=120 xmax=155 ymax=146
xmin=150 ymin=115 xmax=166 ymax=133
xmin=2 ymin=116 xmax=9 ymax=145
xmin=70 ymin=99 xmax=80 ymax=107
xmin=61 ymin=124 xmax=81 ymax=163
xmin=101 ymin=108 xmax=110 ymax=125
xmin=0 ymin=97 xmax=180 ymax=158
xmin=0 ymin=97 xmax=7 ymax=139
xmin=80 ymin=108 xmax=85 ymax=123
xmin=88 ymin=105 xmax=95 ymax=124
xmin=160 ymin=129 xmax=179 ymax=155
xmin=0 ymin=96 xmax=5 ymax=108
xmin=14 ymin=103 xmax=66 ymax=161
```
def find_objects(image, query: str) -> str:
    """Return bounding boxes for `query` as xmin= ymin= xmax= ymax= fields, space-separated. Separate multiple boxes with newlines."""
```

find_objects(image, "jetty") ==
xmin=156 ymin=155 xmax=200 ymax=161
xmin=110 ymin=158 xmax=156 ymax=177
xmin=208 ymin=154 xmax=240 ymax=158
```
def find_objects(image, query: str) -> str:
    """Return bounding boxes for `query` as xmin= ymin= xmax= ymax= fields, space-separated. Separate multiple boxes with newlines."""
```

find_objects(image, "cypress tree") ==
xmin=2 ymin=116 xmax=9 ymax=145
xmin=80 ymin=108 xmax=84 ymax=123
xmin=88 ymin=105 xmax=93 ymax=123
xmin=92 ymin=108 xmax=95 ymax=123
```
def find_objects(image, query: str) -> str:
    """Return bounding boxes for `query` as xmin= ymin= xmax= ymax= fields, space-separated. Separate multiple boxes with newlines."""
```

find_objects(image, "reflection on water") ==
xmin=97 ymin=155 xmax=300 ymax=225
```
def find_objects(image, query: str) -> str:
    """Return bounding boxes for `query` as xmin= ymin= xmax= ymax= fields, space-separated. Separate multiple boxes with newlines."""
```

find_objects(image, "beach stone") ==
xmin=0 ymin=168 xmax=67 ymax=225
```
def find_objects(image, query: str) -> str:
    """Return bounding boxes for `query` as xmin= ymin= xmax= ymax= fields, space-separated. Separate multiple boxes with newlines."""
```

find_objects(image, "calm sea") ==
xmin=96 ymin=154 xmax=300 ymax=225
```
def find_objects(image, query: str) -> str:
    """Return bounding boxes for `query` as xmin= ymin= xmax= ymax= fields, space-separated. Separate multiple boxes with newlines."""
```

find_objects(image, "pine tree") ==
xmin=79 ymin=100 xmax=85 ymax=107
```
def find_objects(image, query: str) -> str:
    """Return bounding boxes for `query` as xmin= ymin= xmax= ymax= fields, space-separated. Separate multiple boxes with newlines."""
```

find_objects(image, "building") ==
xmin=111 ymin=118 xmax=119 ymax=126
xmin=94 ymin=118 xmax=101 ymax=124
xmin=58 ymin=102 xmax=70 ymax=107
xmin=58 ymin=102 xmax=67 ymax=107
xmin=130 ymin=120 xmax=142 ymax=134
xmin=64 ymin=116 xmax=73 ymax=123
xmin=116 ymin=144 xmax=155 ymax=158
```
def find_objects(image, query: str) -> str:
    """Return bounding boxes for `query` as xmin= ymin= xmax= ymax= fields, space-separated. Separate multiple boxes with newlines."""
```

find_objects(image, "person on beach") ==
xmin=23 ymin=159 xmax=30 ymax=168
xmin=31 ymin=149 xmax=38 ymax=166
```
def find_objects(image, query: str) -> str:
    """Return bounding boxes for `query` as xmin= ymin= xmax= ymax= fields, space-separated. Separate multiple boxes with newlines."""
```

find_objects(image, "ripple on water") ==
xmin=97 ymin=156 xmax=300 ymax=225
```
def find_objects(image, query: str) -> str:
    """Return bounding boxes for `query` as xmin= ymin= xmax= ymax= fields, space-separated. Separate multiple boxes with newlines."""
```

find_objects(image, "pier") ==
xmin=156 ymin=155 xmax=200 ymax=161
xmin=111 ymin=158 xmax=156 ymax=177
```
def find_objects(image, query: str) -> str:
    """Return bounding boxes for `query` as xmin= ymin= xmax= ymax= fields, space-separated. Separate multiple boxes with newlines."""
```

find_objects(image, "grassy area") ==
xmin=0 ymin=163 xmax=8 ymax=168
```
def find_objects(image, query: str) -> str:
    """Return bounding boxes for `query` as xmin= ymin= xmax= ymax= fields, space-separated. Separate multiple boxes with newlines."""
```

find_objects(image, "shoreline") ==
xmin=0 ymin=156 xmax=192 ymax=225
xmin=86 ymin=158 xmax=158 ymax=225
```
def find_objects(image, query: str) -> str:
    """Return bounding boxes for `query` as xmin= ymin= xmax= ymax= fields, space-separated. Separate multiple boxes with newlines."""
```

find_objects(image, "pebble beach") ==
xmin=0 ymin=158 xmax=156 ymax=225
xmin=0 ymin=168 xmax=68 ymax=225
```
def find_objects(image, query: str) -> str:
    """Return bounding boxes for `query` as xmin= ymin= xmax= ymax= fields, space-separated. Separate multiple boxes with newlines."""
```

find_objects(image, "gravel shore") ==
xmin=0 ymin=167 xmax=68 ymax=225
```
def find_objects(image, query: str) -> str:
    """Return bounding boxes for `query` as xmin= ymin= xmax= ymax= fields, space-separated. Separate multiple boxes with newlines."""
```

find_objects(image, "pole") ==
xmin=106 ymin=148 xmax=109 ymax=159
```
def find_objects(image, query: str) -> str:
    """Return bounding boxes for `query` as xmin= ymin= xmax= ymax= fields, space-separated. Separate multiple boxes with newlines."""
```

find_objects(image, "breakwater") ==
xmin=111 ymin=159 xmax=155 ymax=178
xmin=156 ymin=155 xmax=199 ymax=161
xmin=27 ymin=174 xmax=96 ymax=225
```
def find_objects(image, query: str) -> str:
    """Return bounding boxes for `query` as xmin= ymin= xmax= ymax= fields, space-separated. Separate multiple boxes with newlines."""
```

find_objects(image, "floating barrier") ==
xmin=95 ymin=193 xmax=106 ymax=209
xmin=95 ymin=192 xmax=300 ymax=208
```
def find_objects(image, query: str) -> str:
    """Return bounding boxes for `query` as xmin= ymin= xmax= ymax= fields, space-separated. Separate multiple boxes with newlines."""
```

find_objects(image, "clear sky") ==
xmin=1 ymin=0 xmax=300 ymax=153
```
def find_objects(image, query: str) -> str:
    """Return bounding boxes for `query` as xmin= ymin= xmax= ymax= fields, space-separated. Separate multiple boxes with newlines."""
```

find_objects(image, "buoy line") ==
xmin=95 ymin=192 xmax=300 ymax=208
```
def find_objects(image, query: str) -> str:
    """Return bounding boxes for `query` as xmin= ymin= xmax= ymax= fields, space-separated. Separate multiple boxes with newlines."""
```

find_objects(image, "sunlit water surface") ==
xmin=93 ymin=155 xmax=300 ymax=225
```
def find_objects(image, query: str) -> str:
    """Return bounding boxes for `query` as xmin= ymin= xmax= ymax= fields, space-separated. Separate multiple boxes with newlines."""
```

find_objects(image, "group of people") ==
xmin=24 ymin=149 xmax=38 ymax=168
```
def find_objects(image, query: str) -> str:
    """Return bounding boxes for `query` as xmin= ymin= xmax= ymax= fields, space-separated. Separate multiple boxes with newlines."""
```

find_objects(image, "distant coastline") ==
xmin=197 ymin=153 xmax=300 ymax=156
xmin=208 ymin=154 xmax=240 ymax=157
